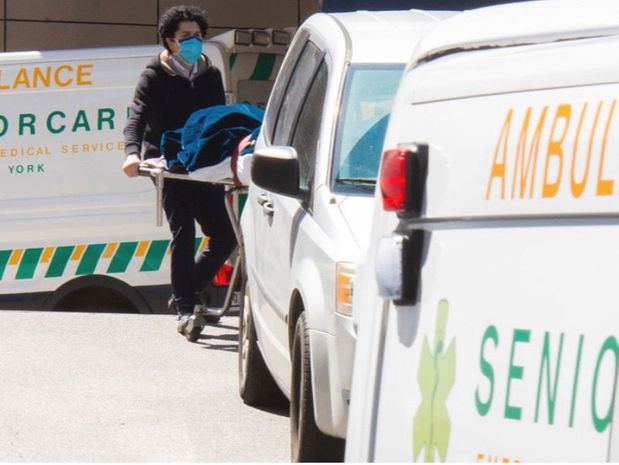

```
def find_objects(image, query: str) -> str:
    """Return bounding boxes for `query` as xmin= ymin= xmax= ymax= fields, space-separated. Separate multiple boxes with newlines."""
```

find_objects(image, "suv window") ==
xmin=290 ymin=60 xmax=328 ymax=190
xmin=332 ymin=64 xmax=404 ymax=193
xmin=272 ymin=41 xmax=324 ymax=146
xmin=263 ymin=30 xmax=309 ymax=142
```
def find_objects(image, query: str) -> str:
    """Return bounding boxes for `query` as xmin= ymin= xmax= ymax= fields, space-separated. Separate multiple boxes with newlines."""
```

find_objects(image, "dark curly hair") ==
xmin=158 ymin=5 xmax=209 ymax=51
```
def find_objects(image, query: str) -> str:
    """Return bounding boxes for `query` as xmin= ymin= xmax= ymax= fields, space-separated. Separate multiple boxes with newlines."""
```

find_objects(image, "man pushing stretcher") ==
xmin=122 ymin=5 xmax=249 ymax=340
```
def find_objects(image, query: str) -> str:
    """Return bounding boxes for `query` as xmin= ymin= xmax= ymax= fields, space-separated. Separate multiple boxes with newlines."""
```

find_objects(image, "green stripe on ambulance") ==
xmin=0 ymin=238 xmax=206 ymax=281
xmin=229 ymin=52 xmax=277 ymax=80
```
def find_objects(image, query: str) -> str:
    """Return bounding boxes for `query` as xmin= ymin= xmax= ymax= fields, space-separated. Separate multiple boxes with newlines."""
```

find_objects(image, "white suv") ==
xmin=238 ymin=9 xmax=449 ymax=461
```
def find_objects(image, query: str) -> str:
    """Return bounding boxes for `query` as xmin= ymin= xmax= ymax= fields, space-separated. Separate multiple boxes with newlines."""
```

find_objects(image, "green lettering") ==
xmin=97 ymin=108 xmax=115 ymax=130
xmin=71 ymin=110 xmax=90 ymax=132
xmin=592 ymin=336 xmax=619 ymax=433
xmin=535 ymin=332 xmax=564 ymax=424
xmin=569 ymin=335 xmax=584 ymax=428
xmin=0 ymin=115 xmax=7 ymax=137
xmin=476 ymin=325 xmax=498 ymax=416
xmin=19 ymin=114 xmax=36 ymax=136
xmin=505 ymin=328 xmax=530 ymax=420
xmin=46 ymin=111 xmax=66 ymax=134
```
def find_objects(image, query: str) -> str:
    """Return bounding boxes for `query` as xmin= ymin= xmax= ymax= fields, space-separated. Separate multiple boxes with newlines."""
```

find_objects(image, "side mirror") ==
xmin=251 ymin=146 xmax=305 ymax=199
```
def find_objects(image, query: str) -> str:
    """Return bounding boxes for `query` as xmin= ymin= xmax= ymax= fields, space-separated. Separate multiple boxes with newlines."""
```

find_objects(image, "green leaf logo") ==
xmin=413 ymin=299 xmax=456 ymax=462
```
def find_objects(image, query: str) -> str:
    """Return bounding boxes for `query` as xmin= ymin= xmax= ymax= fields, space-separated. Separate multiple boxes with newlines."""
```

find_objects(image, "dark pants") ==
xmin=163 ymin=178 xmax=237 ymax=314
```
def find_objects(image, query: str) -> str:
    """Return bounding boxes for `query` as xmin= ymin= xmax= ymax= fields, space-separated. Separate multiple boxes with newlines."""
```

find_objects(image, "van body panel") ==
xmin=0 ymin=50 xmax=169 ymax=302
xmin=347 ymin=1 xmax=619 ymax=460
xmin=399 ymin=39 xmax=619 ymax=220
xmin=370 ymin=224 xmax=617 ymax=461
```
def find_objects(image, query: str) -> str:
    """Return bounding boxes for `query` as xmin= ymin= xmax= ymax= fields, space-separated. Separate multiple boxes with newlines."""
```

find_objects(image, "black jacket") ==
xmin=123 ymin=52 xmax=225 ymax=159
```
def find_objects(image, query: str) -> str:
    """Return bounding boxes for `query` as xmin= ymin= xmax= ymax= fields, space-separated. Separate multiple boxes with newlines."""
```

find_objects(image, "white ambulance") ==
xmin=346 ymin=0 xmax=619 ymax=461
xmin=0 ymin=29 xmax=290 ymax=312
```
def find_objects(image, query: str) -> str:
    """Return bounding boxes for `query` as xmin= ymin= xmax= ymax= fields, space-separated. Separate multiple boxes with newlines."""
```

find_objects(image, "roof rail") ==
xmin=320 ymin=0 xmax=529 ymax=12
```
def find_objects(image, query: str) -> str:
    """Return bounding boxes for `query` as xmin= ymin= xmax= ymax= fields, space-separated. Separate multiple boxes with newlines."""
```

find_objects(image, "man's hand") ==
xmin=122 ymin=153 xmax=141 ymax=177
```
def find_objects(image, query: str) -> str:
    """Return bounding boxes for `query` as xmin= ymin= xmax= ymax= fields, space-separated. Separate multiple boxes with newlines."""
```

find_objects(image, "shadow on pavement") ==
xmin=201 ymin=333 xmax=237 ymax=342
xmin=195 ymin=342 xmax=238 ymax=352
xmin=207 ymin=323 xmax=238 ymax=331
xmin=195 ymin=332 xmax=238 ymax=352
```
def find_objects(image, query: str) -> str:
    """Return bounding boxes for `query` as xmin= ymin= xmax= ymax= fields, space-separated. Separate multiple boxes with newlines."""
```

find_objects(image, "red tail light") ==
xmin=380 ymin=149 xmax=411 ymax=212
xmin=212 ymin=262 xmax=233 ymax=287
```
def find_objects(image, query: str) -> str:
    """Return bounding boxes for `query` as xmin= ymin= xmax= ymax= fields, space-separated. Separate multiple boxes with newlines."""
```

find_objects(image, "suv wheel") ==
xmin=290 ymin=312 xmax=345 ymax=462
xmin=238 ymin=278 xmax=286 ymax=407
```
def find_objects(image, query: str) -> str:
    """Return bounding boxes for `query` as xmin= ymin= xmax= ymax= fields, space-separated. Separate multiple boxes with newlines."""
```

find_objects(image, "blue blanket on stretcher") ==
xmin=161 ymin=103 xmax=264 ymax=172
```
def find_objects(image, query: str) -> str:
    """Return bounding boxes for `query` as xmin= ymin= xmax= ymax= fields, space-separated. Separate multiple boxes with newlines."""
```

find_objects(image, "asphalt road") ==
xmin=0 ymin=310 xmax=289 ymax=462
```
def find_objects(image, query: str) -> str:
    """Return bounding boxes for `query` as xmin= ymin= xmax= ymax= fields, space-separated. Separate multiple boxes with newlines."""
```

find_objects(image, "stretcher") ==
xmin=137 ymin=160 xmax=246 ymax=340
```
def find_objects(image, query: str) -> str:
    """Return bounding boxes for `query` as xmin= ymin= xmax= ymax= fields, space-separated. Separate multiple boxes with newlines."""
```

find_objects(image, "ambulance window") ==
xmin=263 ymin=30 xmax=309 ymax=143
xmin=290 ymin=60 xmax=328 ymax=192
xmin=272 ymin=41 xmax=324 ymax=146
xmin=332 ymin=64 xmax=404 ymax=194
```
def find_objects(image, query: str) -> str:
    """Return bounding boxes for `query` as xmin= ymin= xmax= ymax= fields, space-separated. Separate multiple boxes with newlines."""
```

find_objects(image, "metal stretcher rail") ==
xmin=138 ymin=163 xmax=246 ymax=319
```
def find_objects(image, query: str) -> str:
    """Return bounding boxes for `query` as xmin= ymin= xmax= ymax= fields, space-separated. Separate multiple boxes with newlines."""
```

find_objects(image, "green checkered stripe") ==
xmin=0 ymin=237 xmax=208 ymax=281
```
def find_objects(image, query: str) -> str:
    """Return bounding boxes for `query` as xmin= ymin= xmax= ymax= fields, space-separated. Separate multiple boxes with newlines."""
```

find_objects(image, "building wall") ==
xmin=1 ymin=0 xmax=321 ymax=52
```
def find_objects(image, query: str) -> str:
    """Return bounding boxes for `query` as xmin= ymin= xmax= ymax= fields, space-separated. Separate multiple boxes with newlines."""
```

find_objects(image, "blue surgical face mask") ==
xmin=176 ymin=37 xmax=202 ymax=65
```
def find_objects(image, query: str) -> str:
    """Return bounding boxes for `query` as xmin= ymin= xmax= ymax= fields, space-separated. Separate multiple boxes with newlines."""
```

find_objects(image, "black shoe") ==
xmin=176 ymin=313 xmax=191 ymax=334
xmin=184 ymin=311 xmax=206 ymax=342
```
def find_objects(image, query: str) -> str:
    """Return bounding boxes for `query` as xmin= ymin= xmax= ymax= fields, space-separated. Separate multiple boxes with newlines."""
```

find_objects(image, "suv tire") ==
xmin=238 ymin=279 xmax=286 ymax=407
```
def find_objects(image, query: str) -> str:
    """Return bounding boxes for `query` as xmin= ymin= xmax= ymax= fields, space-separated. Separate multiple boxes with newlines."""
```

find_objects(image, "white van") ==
xmin=238 ymin=9 xmax=453 ymax=462
xmin=347 ymin=0 xmax=619 ymax=461
xmin=0 ymin=29 xmax=290 ymax=312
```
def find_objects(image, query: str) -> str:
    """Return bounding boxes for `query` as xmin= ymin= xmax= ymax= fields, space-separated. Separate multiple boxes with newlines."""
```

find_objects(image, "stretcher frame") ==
xmin=138 ymin=163 xmax=246 ymax=319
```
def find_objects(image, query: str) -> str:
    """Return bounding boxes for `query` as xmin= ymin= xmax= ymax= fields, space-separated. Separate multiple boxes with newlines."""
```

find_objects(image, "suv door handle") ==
xmin=257 ymin=193 xmax=270 ymax=206
xmin=257 ymin=193 xmax=274 ymax=216
xmin=262 ymin=202 xmax=274 ymax=216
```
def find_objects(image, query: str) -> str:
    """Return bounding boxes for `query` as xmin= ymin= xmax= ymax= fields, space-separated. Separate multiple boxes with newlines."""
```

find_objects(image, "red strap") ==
xmin=230 ymin=148 xmax=241 ymax=187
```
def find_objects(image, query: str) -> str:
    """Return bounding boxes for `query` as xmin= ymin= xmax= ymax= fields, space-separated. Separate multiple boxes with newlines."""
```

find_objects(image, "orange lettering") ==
xmin=570 ymin=102 xmax=599 ymax=198
xmin=542 ymin=104 xmax=571 ymax=198
xmin=54 ymin=64 xmax=73 ymax=87
xmin=0 ymin=70 xmax=9 ymax=90
xmin=511 ymin=106 xmax=547 ymax=198
xmin=486 ymin=109 xmax=512 ymax=200
xmin=12 ymin=67 xmax=31 ymax=88
xmin=33 ymin=66 xmax=51 ymax=87
xmin=76 ymin=64 xmax=93 ymax=86
xmin=597 ymin=99 xmax=616 ymax=196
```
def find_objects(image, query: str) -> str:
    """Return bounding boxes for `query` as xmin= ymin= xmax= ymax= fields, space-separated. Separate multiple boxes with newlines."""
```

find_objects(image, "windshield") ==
xmin=332 ymin=64 xmax=404 ymax=194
